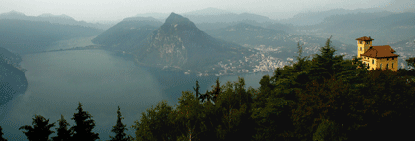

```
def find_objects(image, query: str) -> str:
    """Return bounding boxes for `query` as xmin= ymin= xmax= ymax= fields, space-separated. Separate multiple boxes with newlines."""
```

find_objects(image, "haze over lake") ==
xmin=0 ymin=39 xmax=272 ymax=141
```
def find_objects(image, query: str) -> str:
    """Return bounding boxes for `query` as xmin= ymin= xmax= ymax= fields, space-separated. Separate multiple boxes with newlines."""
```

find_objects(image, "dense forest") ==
xmin=1 ymin=37 xmax=415 ymax=141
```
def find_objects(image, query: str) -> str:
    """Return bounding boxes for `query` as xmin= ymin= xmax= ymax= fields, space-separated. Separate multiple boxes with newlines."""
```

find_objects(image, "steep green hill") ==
xmin=0 ymin=46 xmax=27 ymax=105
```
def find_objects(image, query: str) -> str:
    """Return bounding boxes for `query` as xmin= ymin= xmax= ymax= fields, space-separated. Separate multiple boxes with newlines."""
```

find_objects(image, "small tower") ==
xmin=356 ymin=36 xmax=374 ymax=58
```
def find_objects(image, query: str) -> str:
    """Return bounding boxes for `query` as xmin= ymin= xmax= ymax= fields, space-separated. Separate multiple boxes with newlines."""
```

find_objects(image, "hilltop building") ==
xmin=356 ymin=36 xmax=399 ymax=71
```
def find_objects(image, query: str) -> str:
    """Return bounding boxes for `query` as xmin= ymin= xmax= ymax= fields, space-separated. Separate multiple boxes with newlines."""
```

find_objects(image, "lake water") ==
xmin=0 ymin=48 xmax=273 ymax=141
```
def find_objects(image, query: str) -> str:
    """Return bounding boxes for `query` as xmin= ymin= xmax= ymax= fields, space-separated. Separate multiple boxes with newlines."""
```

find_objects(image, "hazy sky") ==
xmin=1 ymin=0 xmax=413 ymax=22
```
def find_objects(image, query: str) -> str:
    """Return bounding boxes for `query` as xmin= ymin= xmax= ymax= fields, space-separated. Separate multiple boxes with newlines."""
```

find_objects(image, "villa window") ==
xmin=360 ymin=47 xmax=362 ymax=51
xmin=372 ymin=59 xmax=374 ymax=64
xmin=386 ymin=63 xmax=389 ymax=70
xmin=360 ymin=41 xmax=362 ymax=44
xmin=392 ymin=57 xmax=394 ymax=60
xmin=380 ymin=63 xmax=382 ymax=70
xmin=392 ymin=63 xmax=394 ymax=68
xmin=387 ymin=58 xmax=389 ymax=61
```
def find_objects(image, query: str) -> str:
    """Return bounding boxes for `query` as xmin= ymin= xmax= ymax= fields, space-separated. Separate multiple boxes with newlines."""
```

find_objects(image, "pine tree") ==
xmin=308 ymin=36 xmax=345 ymax=83
xmin=109 ymin=106 xmax=131 ymax=141
xmin=0 ymin=126 xmax=7 ymax=141
xmin=211 ymin=78 xmax=221 ymax=104
xmin=406 ymin=57 xmax=415 ymax=70
xmin=193 ymin=80 xmax=201 ymax=102
xmin=71 ymin=102 xmax=100 ymax=141
xmin=52 ymin=115 xmax=72 ymax=141
xmin=19 ymin=115 xmax=55 ymax=141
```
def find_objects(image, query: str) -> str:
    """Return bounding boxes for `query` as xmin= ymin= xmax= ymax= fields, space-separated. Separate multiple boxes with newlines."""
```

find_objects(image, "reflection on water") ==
xmin=0 ymin=49 xmax=273 ymax=141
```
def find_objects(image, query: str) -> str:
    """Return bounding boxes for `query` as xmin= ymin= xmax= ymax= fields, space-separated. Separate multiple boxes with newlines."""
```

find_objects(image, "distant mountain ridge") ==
xmin=279 ymin=8 xmax=395 ymax=26
xmin=134 ymin=8 xmax=274 ymax=24
xmin=0 ymin=19 xmax=103 ymax=54
xmin=0 ymin=10 xmax=113 ymax=30
xmin=293 ymin=12 xmax=415 ymax=45
xmin=182 ymin=7 xmax=233 ymax=15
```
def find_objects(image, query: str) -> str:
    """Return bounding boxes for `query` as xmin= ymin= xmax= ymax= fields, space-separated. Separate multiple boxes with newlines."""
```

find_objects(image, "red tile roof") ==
xmin=356 ymin=36 xmax=374 ymax=41
xmin=361 ymin=45 xmax=399 ymax=58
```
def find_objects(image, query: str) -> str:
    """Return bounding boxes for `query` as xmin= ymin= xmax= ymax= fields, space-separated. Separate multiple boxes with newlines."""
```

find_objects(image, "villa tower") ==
xmin=356 ymin=36 xmax=399 ymax=71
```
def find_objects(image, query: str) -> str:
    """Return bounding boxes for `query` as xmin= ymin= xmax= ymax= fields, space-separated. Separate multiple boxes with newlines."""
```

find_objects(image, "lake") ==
xmin=0 ymin=46 xmax=273 ymax=141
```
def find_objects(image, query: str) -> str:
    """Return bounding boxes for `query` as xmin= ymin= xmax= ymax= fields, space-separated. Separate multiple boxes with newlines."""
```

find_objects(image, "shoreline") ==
xmin=25 ymin=44 xmax=278 ymax=77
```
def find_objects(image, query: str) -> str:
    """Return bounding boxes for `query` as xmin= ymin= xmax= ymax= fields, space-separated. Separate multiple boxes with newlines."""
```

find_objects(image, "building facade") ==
xmin=356 ymin=36 xmax=399 ymax=71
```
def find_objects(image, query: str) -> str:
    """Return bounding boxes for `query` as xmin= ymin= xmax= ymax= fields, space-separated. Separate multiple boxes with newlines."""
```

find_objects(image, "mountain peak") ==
xmin=162 ymin=13 xmax=196 ymax=30
xmin=1 ymin=10 xmax=26 ymax=16
xmin=165 ymin=12 xmax=189 ymax=23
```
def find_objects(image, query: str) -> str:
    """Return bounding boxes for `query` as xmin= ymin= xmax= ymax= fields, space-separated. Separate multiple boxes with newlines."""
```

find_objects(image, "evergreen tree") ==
xmin=109 ymin=106 xmax=131 ymax=141
xmin=0 ymin=126 xmax=7 ymax=141
xmin=308 ymin=36 xmax=345 ymax=83
xmin=405 ymin=57 xmax=415 ymax=70
xmin=52 ymin=115 xmax=73 ymax=141
xmin=211 ymin=78 xmax=221 ymax=104
xmin=19 ymin=115 xmax=55 ymax=141
xmin=200 ymin=90 xmax=213 ymax=104
xmin=71 ymin=102 xmax=100 ymax=141
xmin=193 ymin=80 xmax=201 ymax=102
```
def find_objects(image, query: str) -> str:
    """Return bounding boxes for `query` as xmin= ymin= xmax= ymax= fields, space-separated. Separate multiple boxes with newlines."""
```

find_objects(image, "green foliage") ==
xmin=51 ymin=115 xmax=72 ymax=141
xmin=292 ymin=77 xmax=350 ymax=140
xmin=406 ymin=57 xmax=415 ymax=70
xmin=71 ymin=102 xmax=100 ymax=141
xmin=312 ymin=119 xmax=347 ymax=141
xmin=109 ymin=106 xmax=132 ymax=141
xmin=172 ymin=91 xmax=205 ymax=141
xmin=0 ymin=126 xmax=7 ymax=141
xmin=213 ymin=77 xmax=256 ymax=140
xmin=345 ymin=70 xmax=415 ymax=140
xmin=19 ymin=115 xmax=55 ymax=141
xmin=131 ymin=100 xmax=177 ymax=141
xmin=198 ymin=78 xmax=221 ymax=105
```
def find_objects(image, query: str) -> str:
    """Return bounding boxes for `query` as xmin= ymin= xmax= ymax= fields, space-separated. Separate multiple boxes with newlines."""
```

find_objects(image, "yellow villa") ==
xmin=356 ymin=36 xmax=399 ymax=71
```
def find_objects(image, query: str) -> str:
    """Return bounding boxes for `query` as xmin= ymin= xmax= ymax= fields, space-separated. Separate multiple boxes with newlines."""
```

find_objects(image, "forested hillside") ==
xmin=91 ymin=17 xmax=163 ymax=52
xmin=5 ymin=37 xmax=415 ymax=141
xmin=0 ymin=47 xmax=27 ymax=105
